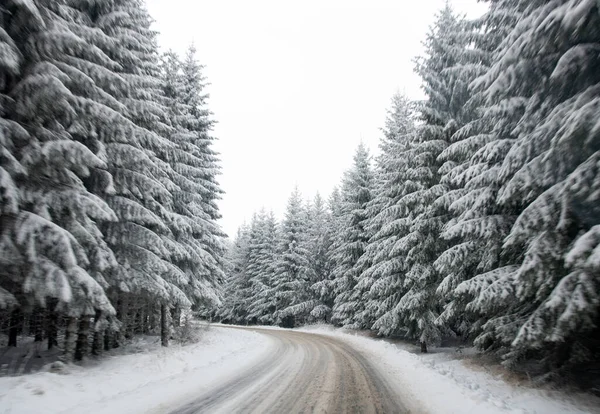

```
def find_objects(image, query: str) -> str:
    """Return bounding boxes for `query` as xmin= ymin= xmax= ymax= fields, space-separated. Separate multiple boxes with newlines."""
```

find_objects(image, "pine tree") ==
xmin=330 ymin=144 xmax=374 ymax=327
xmin=91 ymin=0 xmax=190 ymax=348
xmin=433 ymin=0 xmax=526 ymax=350
xmin=159 ymin=50 xmax=218 ymax=314
xmin=270 ymin=188 xmax=311 ymax=327
xmin=170 ymin=45 xmax=226 ymax=308
xmin=218 ymin=224 xmax=252 ymax=324
xmin=0 ymin=0 xmax=32 ymax=314
xmin=485 ymin=0 xmax=600 ymax=371
xmin=246 ymin=210 xmax=279 ymax=324
xmin=1 ymin=0 xmax=123 ymax=337
xmin=379 ymin=5 xmax=476 ymax=351
xmin=276 ymin=193 xmax=334 ymax=324
xmin=303 ymin=193 xmax=335 ymax=322
xmin=357 ymin=93 xmax=417 ymax=334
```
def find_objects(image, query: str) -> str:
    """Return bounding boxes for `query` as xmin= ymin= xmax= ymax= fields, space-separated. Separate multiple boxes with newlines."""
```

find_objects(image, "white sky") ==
xmin=146 ymin=0 xmax=488 ymax=237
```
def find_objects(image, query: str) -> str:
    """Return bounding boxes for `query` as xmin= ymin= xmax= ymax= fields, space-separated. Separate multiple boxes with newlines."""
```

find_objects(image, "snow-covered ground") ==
xmin=0 ymin=325 xmax=273 ymax=414
xmin=299 ymin=324 xmax=600 ymax=414
xmin=1 ymin=324 xmax=598 ymax=414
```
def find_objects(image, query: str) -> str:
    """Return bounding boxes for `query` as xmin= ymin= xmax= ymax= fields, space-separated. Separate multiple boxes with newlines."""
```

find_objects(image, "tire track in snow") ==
xmin=170 ymin=327 xmax=408 ymax=414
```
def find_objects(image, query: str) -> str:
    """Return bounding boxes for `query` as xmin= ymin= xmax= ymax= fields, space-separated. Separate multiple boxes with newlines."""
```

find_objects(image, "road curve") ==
xmin=170 ymin=327 xmax=408 ymax=414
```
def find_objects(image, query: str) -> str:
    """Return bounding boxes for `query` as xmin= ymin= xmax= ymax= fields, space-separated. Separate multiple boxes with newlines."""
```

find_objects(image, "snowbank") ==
xmin=0 ymin=325 xmax=273 ymax=414
xmin=299 ymin=324 xmax=600 ymax=414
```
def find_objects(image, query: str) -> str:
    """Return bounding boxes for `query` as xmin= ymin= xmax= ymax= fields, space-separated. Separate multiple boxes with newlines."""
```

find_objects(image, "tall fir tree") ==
xmin=330 ymin=143 xmax=374 ymax=327
xmin=1 ymin=0 xmax=124 ymax=335
xmin=270 ymin=187 xmax=310 ymax=327
xmin=217 ymin=224 xmax=252 ymax=324
xmin=357 ymin=93 xmax=418 ymax=334
xmin=91 ymin=0 xmax=190 ymax=348
xmin=488 ymin=0 xmax=600 ymax=371
xmin=382 ymin=5 xmax=475 ymax=351
xmin=175 ymin=45 xmax=227 ymax=305
xmin=246 ymin=210 xmax=279 ymax=324
xmin=433 ymin=0 xmax=525 ymax=343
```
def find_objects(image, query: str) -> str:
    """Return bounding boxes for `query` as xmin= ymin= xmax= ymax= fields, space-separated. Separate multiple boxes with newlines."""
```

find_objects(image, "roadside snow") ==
xmin=300 ymin=324 xmax=600 ymax=414
xmin=0 ymin=325 xmax=273 ymax=414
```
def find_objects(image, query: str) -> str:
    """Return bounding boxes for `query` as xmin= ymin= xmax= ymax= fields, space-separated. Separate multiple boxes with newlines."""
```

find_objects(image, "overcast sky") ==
xmin=146 ymin=0 xmax=487 ymax=238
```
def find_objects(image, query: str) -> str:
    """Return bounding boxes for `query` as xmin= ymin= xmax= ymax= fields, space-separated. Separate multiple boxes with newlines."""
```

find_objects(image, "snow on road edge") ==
xmin=0 ymin=326 xmax=273 ymax=414
xmin=299 ymin=324 xmax=600 ymax=414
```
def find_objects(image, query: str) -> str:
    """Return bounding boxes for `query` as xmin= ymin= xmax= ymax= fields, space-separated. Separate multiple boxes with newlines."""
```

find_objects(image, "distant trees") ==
xmin=0 ymin=0 xmax=225 ymax=360
xmin=218 ymin=0 xmax=600 ymax=380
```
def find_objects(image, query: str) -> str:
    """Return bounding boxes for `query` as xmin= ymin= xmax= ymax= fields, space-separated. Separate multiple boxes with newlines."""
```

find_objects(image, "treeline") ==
xmin=0 ymin=0 xmax=225 ymax=360
xmin=218 ymin=0 xmax=600 ymax=381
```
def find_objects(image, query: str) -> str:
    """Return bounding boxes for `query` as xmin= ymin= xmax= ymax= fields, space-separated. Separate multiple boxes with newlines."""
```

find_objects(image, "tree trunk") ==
xmin=92 ymin=310 xmax=103 ymax=356
xmin=46 ymin=303 xmax=59 ymax=350
xmin=113 ymin=294 xmax=127 ymax=347
xmin=104 ymin=327 xmax=113 ymax=351
xmin=64 ymin=317 xmax=78 ymax=362
xmin=8 ymin=308 xmax=20 ymax=347
xmin=75 ymin=317 xmax=90 ymax=361
xmin=160 ymin=304 xmax=169 ymax=347
xmin=134 ymin=306 xmax=143 ymax=334
xmin=420 ymin=341 xmax=428 ymax=353
xmin=141 ymin=306 xmax=148 ymax=334
xmin=122 ymin=295 xmax=134 ymax=339
xmin=171 ymin=306 xmax=181 ymax=328
xmin=149 ymin=307 xmax=157 ymax=333
xmin=32 ymin=307 xmax=44 ymax=342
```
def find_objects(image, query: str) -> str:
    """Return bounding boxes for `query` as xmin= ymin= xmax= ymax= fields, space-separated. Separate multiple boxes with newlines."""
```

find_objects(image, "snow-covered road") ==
xmin=1 ymin=324 xmax=599 ymax=414
xmin=171 ymin=327 xmax=407 ymax=413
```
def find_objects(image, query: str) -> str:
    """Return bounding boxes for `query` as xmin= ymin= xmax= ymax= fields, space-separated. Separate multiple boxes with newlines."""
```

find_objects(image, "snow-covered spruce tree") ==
xmin=480 ymin=0 xmax=600 ymax=373
xmin=434 ymin=0 xmax=527 ymax=348
xmin=159 ymin=49 xmax=224 ymax=324
xmin=356 ymin=93 xmax=418 ymax=333
xmin=0 ymin=0 xmax=127 ymax=356
xmin=330 ymin=143 xmax=374 ymax=328
xmin=435 ymin=1 xmax=521 ymax=342
xmin=88 ymin=1 xmax=190 ymax=348
xmin=217 ymin=224 xmax=252 ymax=324
xmin=308 ymin=188 xmax=343 ymax=324
xmin=380 ymin=5 xmax=475 ymax=352
xmin=168 ymin=45 xmax=227 ymax=309
xmin=0 ymin=1 xmax=34 ymax=345
xmin=246 ymin=210 xmax=279 ymax=324
xmin=303 ymin=193 xmax=336 ymax=323
xmin=270 ymin=187 xmax=311 ymax=327
xmin=276 ymin=194 xmax=334 ymax=324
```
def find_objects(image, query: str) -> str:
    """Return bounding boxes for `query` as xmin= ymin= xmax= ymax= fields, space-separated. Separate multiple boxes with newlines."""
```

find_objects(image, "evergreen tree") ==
xmin=246 ymin=210 xmax=279 ymax=324
xmin=380 ymin=5 xmax=475 ymax=351
xmin=271 ymin=187 xmax=311 ymax=327
xmin=91 ymin=0 xmax=190 ymax=348
xmin=279 ymin=193 xmax=334 ymax=323
xmin=0 ymin=0 xmax=32 ymax=314
xmin=486 ymin=0 xmax=600 ymax=371
xmin=217 ymin=224 xmax=252 ymax=324
xmin=304 ymin=193 xmax=335 ymax=322
xmin=173 ymin=45 xmax=227 ymax=306
xmin=357 ymin=93 xmax=417 ymax=333
xmin=432 ymin=0 xmax=525 ymax=341
xmin=1 ymin=0 xmax=123 ymax=333
xmin=330 ymin=143 xmax=374 ymax=327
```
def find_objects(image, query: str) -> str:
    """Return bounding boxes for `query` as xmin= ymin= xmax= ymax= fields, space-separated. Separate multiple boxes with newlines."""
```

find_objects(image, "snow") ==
xmin=1 ymin=324 xmax=598 ymax=414
xmin=0 ymin=325 xmax=273 ymax=414
xmin=298 ymin=324 xmax=600 ymax=414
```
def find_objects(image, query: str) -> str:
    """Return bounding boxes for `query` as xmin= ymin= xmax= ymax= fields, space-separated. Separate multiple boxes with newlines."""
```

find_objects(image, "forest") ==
xmin=217 ymin=0 xmax=600 ymax=383
xmin=0 ymin=0 xmax=224 ymax=360
xmin=1 ymin=0 xmax=599 ymax=386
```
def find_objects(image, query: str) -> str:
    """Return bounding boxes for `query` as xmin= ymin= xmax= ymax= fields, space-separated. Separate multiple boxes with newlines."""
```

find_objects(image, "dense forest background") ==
xmin=1 ymin=0 xmax=599 ymax=388
xmin=217 ymin=0 xmax=600 ymax=385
